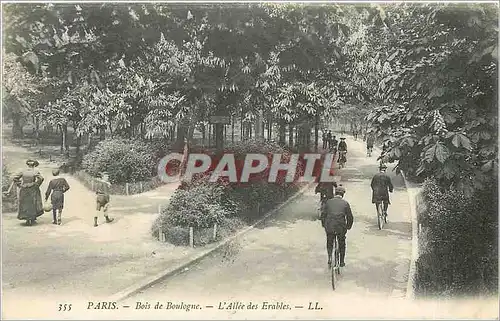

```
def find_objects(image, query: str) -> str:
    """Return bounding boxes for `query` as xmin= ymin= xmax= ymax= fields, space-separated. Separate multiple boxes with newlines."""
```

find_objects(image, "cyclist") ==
xmin=366 ymin=133 xmax=375 ymax=157
xmin=320 ymin=185 xmax=353 ymax=268
xmin=331 ymin=135 xmax=338 ymax=154
xmin=315 ymin=180 xmax=338 ymax=204
xmin=377 ymin=140 xmax=391 ymax=165
xmin=370 ymin=163 xmax=394 ymax=218
xmin=337 ymin=137 xmax=347 ymax=163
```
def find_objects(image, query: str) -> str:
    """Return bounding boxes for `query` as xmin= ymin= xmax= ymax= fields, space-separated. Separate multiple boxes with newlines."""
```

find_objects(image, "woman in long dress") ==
xmin=13 ymin=159 xmax=44 ymax=226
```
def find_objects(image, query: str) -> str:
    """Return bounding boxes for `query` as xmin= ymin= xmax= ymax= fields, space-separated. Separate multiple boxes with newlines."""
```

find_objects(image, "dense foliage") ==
xmin=153 ymin=139 xmax=304 ymax=243
xmin=81 ymin=138 xmax=156 ymax=183
xmin=365 ymin=4 xmax=497 ymax=195
xmin=416 ymin=179 xmax=498 ymax=296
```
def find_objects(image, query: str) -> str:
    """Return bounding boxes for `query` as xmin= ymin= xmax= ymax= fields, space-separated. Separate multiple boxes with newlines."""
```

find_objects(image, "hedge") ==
xmin=415 ymin=178 xmax=498 ymax=297
xmin=152 ymin=139 xmax=312 ymax=246
xmin=73 ymin=170 xmax=167 ymax=195
xmin=81 ymin=138 xmax=172 ymax=185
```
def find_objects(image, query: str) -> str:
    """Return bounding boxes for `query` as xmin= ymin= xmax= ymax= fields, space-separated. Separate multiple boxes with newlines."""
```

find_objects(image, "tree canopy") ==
xmin=2 ymin=3 xmax=498 ymax=195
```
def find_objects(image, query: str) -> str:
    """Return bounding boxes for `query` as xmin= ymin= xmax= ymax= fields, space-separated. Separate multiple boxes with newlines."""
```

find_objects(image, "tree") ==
xmin=365 ymin=3 xmax=498 ymax=195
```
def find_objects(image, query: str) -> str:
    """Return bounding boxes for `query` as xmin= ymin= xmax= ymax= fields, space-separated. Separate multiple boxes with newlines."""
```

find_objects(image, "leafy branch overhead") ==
xmin=3 ymin=3 xmax=498 ymax=195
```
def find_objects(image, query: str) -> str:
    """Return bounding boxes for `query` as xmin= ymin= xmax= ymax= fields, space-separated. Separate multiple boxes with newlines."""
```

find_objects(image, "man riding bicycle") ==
xmin=370 ymin=163 xmax=394 ymax=217
xmin=315 ymin=181 xmax=338 ymax=204
xmin=337 ymin=137 xmax=347 ymax=163
xmin=320 ymin=186 xmax=353 ymax=268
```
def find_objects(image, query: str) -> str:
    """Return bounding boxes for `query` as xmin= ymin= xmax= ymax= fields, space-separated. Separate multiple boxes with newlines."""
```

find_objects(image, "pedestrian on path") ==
xmin=366 ymin=134 xmax=375 ymax=157
xmin=320 ymin=185 xmax=353 ymax=267
xmin=12 ymin=159 xmax=44 ymax=226
xmin=44 ymin=169 xmax=70 ymax=225
xmin=322 ymin=131 xmax=328 ymax=149
xmin=94 ymin=175 xmax=114 ymax=227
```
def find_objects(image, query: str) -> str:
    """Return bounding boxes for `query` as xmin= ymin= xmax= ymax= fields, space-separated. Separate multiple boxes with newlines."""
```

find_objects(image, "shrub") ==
xmin=415 ymin=178 xmax=498 ymax=297
xmin=81 ymin=138 xmax=155 ymax=184
xmin=153 ymin=139 xmax=306 ymax=246
xmin=160 ymin=182 xmax=239 ymax=229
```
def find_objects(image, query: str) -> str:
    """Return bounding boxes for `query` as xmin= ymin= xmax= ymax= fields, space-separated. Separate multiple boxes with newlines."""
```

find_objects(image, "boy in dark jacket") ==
xmin=45 ymin=169 xmax=70 ymax=225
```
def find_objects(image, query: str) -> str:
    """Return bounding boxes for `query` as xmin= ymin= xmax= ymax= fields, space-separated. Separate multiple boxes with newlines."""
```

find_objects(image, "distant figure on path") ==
xmin=45 ymin=169 xmax=70 ymax=225
xmin=366 ymin=133 xmax=375 ymax=157
xmin=322 ymin=131 xmax=328 ymax=149
xmin=94 ymin=175 xmax=114 ymax=227
xmin=326 ymin=130 xmax=333 ymax=149
xmin=13 ymin=159 xmax=44 ymax=226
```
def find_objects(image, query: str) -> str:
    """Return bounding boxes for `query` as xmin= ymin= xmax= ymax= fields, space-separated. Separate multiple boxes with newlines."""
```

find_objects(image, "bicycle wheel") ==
xmin=335 ymin=237 xmax=341 ymax=275
xmin=331 ymin=239 xmax=337 ymax=290
xmin=377 ymin=202 xmax=384 ymax=230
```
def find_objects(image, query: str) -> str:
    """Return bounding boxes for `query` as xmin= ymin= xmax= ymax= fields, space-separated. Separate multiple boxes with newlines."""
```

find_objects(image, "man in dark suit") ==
xmin=320 ymin=186 xmax=353 ymax=267
xmin=371 ymin=163 xmax=394 ymax=217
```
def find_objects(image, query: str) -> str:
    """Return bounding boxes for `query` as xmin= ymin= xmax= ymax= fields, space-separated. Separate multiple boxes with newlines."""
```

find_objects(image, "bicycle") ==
xmin=330 ymin=234 xmax=341 ymax=290
xmin=375 ymin=201 xmax=387 ymax=230
xmin=338 ymin=151 xmax=347 ymax=169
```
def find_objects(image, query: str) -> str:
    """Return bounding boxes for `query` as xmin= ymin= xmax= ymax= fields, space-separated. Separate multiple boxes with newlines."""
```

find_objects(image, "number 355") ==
xmin=58 ymin=304 xmax=72 ymax=311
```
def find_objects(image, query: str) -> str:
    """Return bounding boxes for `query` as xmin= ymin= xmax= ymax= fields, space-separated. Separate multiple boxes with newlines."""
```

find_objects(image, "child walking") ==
xmin=45 ymin=169 xmax=70 ymax=225
xmin=95 ymin=175 xmax=114 ymax=227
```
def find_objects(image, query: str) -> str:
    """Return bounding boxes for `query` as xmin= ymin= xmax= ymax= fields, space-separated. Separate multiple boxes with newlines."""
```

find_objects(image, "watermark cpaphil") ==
xmin=158 ymin=152 xmax=337 ymax=184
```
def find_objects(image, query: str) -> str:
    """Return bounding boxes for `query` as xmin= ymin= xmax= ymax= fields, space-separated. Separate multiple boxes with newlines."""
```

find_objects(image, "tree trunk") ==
xmin=109 ymin=123 xmax=113 ymax=138
xmin=279 ymin=120 xmax=286 ymax=145
xmin=314 ymin=113 xmax=319 ymax=152
xmin=12 ymin=113 xmax=23 ymax=139
xmin=76 ymin=135 xmax=82 ymax=154
xmin=34 ymin=116 xmax=40 ymax=146
xmin=255 ymin=110 xmax=264 ymax=140
xmin=60 ymin=124 xmax=66 ymax=154
xmin=295 ymin=126 xmax=298 ymax=147
xmin=240 ymin=113 xmax=244 ymax=140
xmin=231 ymin=116 xmax=235 ymax=143
xmin=176 ymin=124 xmax=187 ymax=150
xmin=208 ymin=124 xmax=212 ymax=147
xmin=288 ymin=124 xmax=294 ymax=147
xmin=99 ymin=126 xmax=105 ymax=141
xmin=201 ymin=123 xmax=206 ymax=146
xmin=87 ymin=132 xmax=92 ymax=150
xmin=215 ymin=123 xmax=224 ymax=151
xmin=187 ymin=123 xmax=195 ymax=145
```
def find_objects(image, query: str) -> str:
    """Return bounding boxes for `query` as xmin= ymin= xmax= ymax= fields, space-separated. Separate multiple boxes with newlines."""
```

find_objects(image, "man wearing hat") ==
xmin=370 ymin=163 xmax=394 ymax=218
xmin=320 ymin=185 xmax=354 ymax=267
xmin=12 ymin=159 xmax=44 ymax=226
xmin=45 ymin=169 xmax=71 ymax=225
xmin=337 ymin=137 xmax=348 ymax=163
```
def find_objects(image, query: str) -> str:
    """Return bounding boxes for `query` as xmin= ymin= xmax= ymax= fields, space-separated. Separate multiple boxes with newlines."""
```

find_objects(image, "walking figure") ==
xmin=13 ymin=159 xmax=44 ymax=226
xmin=327 ymin=130 xmax=333 ymax=149
xmin=45 ymin=169 xmax=70 ymax=225
xmin=94 ymin=174 xmax=114 ymax=227
xmin=322 ymin=131 xmax=328 ymax=149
